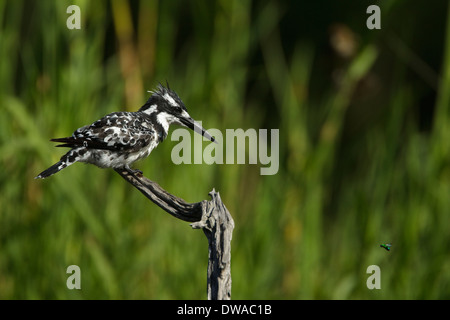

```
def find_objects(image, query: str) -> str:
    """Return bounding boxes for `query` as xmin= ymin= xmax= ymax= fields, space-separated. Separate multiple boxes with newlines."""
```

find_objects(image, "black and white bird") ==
xmin=35 ymin=84 xmax=216 ymax=179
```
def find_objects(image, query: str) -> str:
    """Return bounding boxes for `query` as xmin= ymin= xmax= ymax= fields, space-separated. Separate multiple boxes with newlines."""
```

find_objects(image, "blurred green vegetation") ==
xmin=1 ymin=0 xmax=450 ymax=299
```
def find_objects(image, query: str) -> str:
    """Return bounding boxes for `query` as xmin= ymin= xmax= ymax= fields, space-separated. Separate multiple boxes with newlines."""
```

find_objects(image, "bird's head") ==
xmin=139 ymin=83 xmax=216 ymax=143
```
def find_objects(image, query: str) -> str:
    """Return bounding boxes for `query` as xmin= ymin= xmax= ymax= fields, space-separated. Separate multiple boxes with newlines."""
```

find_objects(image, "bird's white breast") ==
xmin=82 ymin=139 xmax=159 ymax=169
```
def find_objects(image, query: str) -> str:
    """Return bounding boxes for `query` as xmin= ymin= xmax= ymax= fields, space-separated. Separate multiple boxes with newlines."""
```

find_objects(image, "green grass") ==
xmin=1 ymin=0 xmax=449 ymax=299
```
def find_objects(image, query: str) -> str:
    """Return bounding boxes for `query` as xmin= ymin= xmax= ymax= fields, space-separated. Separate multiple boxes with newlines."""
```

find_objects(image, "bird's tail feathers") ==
xmin=35 ymin=161 xmax=68 ymax=179
xmin=35 ymin=150 xmax=80 ymax=179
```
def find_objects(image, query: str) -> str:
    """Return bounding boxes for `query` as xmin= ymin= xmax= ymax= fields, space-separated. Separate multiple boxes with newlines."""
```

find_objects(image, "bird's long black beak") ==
xmin=180 ymin=117 xmax=217 ymax=143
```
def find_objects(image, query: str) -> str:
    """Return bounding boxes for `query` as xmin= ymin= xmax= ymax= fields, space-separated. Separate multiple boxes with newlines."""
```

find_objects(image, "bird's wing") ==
xmin=52 ymin=112 xmax=156 ymax=152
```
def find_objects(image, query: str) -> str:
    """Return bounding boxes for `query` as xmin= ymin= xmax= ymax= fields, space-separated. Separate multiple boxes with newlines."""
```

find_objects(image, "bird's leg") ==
xmin=124 ymin=165 xmax=143 ymax=176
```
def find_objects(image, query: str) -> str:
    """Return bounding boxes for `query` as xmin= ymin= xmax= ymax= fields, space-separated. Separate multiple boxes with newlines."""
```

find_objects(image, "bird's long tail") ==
xmin=35 ymin=149 xmax=81 ymax=179
xmin=35 ymin=161 xmax=68 ymax=179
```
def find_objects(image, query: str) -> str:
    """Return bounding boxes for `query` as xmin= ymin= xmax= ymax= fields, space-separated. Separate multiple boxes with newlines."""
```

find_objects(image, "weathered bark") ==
xmin=191 ymin=190 xmax=234 ymax=300
xmin=114 ymin=169 xmax=234 ymax=300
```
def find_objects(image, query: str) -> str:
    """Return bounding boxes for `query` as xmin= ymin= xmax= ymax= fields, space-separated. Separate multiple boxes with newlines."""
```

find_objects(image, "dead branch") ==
xmin=114 ymin=168 xmax=234 ymax=300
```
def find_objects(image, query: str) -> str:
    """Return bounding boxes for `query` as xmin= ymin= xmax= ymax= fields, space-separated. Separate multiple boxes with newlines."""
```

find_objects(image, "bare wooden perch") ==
xmin=114 ymin=168 xmax=234 ymax=300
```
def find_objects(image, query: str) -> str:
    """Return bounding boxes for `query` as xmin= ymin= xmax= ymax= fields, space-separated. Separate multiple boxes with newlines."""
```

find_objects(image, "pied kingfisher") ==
xmin=35 ymin=84 xmax=216 ymax=179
